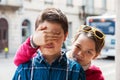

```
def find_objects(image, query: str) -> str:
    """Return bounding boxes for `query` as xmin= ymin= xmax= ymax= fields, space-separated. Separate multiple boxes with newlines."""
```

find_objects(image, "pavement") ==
xmin=0 ymin=52 xmax=115 ymax=80
xmin=0 ymin=52 xmax=17 ymax=80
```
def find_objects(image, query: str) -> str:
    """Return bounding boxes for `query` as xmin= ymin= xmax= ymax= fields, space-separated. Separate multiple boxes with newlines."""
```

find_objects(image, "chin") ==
xmin=77 ymin=61 xmax=84 ymax=65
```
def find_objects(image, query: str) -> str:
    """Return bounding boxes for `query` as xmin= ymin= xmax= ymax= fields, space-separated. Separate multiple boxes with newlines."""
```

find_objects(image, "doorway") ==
xmin=0 ymin=18 xmax=8 ymax=52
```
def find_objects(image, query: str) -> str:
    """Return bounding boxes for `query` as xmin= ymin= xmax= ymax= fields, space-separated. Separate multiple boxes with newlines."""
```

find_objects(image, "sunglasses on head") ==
xmin=80 ymin=25 xmax=105 ymax=40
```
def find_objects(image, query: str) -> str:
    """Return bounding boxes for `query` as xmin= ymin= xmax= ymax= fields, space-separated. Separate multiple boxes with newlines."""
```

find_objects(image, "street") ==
xmin=0 ymin=55 xmax=16 ymax=80
xmin=0 ymin=55 xmax=115 ymax=80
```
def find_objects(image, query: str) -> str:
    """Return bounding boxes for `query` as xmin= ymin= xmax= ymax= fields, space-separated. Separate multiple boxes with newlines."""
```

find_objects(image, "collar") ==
xmin=35 ymin=50 xmax=67 ymax=66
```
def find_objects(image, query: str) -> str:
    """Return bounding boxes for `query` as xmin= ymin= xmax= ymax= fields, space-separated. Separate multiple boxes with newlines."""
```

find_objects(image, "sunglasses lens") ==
xmin=81 ymin=25 xmax=104 ymax=39
xmin=83 ymin=26 xmax=91 ymax=31
xmin=95 ymin=31 xmax=103 ymax=38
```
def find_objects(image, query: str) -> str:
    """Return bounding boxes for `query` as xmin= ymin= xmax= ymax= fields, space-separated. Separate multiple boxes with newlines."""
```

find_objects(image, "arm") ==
xmin=14 ymin=37 xmax=38 ymax=66
xmin=14 ymin=25 xmax=61 ymax=66
xmin=12 ymin=64 xmax=24 ymax=80
xmin=12 ymin=68 xmax=21 ymax=80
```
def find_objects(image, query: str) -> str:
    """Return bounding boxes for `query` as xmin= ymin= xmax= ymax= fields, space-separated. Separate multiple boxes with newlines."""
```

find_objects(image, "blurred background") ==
xmin=0 ymin=0 xmax=116 ymax=80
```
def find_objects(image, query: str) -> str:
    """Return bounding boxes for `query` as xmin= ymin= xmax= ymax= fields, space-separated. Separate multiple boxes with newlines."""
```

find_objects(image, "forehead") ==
xmin=76 ymin=34 xmax=96 ymax=49
xmin=42 ymin=21 xmax=63 ymax=30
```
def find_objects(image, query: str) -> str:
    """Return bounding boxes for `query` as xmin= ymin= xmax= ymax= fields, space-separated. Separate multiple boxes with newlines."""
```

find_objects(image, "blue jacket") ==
xmin=12 ymin=51 xmax=86 ymax=80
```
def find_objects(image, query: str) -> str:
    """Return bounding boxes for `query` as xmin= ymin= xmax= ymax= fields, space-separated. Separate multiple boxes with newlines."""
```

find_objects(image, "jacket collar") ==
xmin=35 ymin=50 xmax=67 ymax=66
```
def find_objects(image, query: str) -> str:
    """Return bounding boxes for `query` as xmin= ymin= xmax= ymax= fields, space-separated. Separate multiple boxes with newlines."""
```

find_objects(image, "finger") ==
xmin=40 ymin=26 xmax=47 ymax=30
xmin=45 ymin=39 xmax=57 ymax=44
xmin=44 ymin=32 xmax=62 ymax=38
xmin=36 ymin=25 xmax=47 ymax=31
xmin=45 ymin=34 xmax=62 ymax=40
xmin=45 ymin=36 xmax=61 ymax=43
xmin=43 ymin=29 xmax=61 ymax=35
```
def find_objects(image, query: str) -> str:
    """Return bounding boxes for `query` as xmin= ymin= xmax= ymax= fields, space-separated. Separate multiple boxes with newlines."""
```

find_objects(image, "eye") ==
xmin=75 ymin=45 xmax=80 ymax=49
xmin=86 ymin=50 xmax=92 ymax=55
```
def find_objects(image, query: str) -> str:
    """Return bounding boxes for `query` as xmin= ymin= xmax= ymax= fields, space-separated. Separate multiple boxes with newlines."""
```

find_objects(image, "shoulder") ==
xmin=88 ymin=65 xmax=102 ymax=73
xmin=67 ymin=59 xmax=84 ymax=71
xmin=86 ymin=65 xmax=104 ymax=80
xmin=67 ymin=59 xmax=86 ymax=80
xmin=16 ymin=60 xmax=32 ymax=73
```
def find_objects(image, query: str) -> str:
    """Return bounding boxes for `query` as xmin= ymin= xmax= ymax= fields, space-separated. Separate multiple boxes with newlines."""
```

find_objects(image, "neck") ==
xmin=43 ymin=53 xmax=61 ymax=64
xmin=82 ymin=62 xmax=91 ymax=71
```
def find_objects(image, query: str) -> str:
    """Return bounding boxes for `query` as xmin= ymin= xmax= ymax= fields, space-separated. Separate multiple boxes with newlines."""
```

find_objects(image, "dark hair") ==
xmin=73 ymin=25 xmax=105 ymax=54
xmin=35 ymin=8 xmax=68 ymax=34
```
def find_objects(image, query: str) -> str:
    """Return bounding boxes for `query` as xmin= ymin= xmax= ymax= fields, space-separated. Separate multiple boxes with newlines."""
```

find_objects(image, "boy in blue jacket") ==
xmin=12 ymin=8 xmax=85 ymax=80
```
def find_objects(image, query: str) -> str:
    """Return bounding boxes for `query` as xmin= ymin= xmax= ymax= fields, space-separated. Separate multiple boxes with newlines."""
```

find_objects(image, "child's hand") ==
xmin=32 ymin=26 xmax=61 ymax=46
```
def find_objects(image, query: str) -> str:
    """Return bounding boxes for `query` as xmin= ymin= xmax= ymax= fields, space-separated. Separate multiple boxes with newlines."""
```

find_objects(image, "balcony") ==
xmin=0 ymin=0 xmax=22 ymax=10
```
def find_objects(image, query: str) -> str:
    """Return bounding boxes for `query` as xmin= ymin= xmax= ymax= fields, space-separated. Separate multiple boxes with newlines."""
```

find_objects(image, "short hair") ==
xmin=35 ymin=8 xmax=68 ymax=34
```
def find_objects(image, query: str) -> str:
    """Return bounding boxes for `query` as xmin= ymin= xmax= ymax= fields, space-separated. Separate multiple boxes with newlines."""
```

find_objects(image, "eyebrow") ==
xmin=75 ymin=43 xmax=81 ymax=48
xmin=87 ymin=49 xmax=95 ymax=51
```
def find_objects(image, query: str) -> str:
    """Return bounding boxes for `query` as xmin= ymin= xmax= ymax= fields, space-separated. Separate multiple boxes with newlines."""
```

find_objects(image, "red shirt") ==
xmin=14 ymin=37 xmax=38 ymax=66
xmin=86 ymin=65 xmax=104 ymax=80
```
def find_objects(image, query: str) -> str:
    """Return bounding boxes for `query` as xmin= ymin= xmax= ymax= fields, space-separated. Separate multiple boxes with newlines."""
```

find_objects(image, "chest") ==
xmin=21 ymin=66 xmax=80 ymax=80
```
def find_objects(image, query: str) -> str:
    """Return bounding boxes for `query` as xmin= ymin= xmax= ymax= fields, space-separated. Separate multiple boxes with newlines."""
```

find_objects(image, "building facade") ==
xmin=0 ymin=0 xmax=115 ymax=54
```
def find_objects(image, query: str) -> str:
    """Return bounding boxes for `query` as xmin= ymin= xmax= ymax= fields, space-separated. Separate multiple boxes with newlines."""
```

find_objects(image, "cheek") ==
xmin=55 ymin=39 xmax=63 ymax=45
xmin=54 ymin=38 xmax=64 ymax=47
xmin=57 ymin=35 xmax=65 ymax=43
xmin=85 ymin=55 xmax=94 ymax=62
xmin=72 ymin=48 xmax=79 ymax=56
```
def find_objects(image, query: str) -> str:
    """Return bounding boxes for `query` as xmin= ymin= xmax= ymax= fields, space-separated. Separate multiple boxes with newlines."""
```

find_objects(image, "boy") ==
xmin=12 ymin=8 xmax=85 ymax=80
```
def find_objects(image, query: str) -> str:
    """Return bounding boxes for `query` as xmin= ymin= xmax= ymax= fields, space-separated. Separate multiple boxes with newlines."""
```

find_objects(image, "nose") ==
xmin=77 ymin=51 xmax=84 ymax=58
xmin=47 ymin=42 xmax=54 ymax=45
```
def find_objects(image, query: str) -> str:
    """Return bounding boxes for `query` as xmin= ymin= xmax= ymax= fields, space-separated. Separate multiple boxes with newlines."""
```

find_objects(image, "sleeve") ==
xmin=14 ymin=36 xmax=38 ymax=66
xmin=93 ymin=70 xmax=104 ymax=80
xmin=12 ymin=65 xmax=22 ymax=80
xmin=86 ymin=65 xmax=104 ymax=80
xmin=12 ymin=70 xmax=21 ymax=80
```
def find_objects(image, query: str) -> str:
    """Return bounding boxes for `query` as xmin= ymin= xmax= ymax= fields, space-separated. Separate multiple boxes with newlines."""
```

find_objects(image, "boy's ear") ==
xmin=64 ymin=32 xmax=68 ymax=41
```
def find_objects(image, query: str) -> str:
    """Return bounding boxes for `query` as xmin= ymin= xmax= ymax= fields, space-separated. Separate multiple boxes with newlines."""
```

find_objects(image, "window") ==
xmin=0 ymin=30 xmax=1 ymax=40
xmin=68 ymin=22 xmax=72 ymax=39
xmin=66 ymin=0 xmax=73 ymax=6
xmin=25 ymin=0 xmax=31 ymax=2
xmin=87 ymin=0 xmax=94 ymax=13
xmin=44 ymin=0 xmax=53 ymax=4
xmin=102 ymin=0 xmax=106 ymax=10
xmin=22 ymin=28 xmax=27 ymax=37
xmin=65 ymin=22 xmax=72 ymax=47
xmin=82 ymin=0 xmax=86 ymax=6
xmin=22 ymin=19 xmax=31 ymax=43
xmin=3 ymin=29 xmax=7 ymax=40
